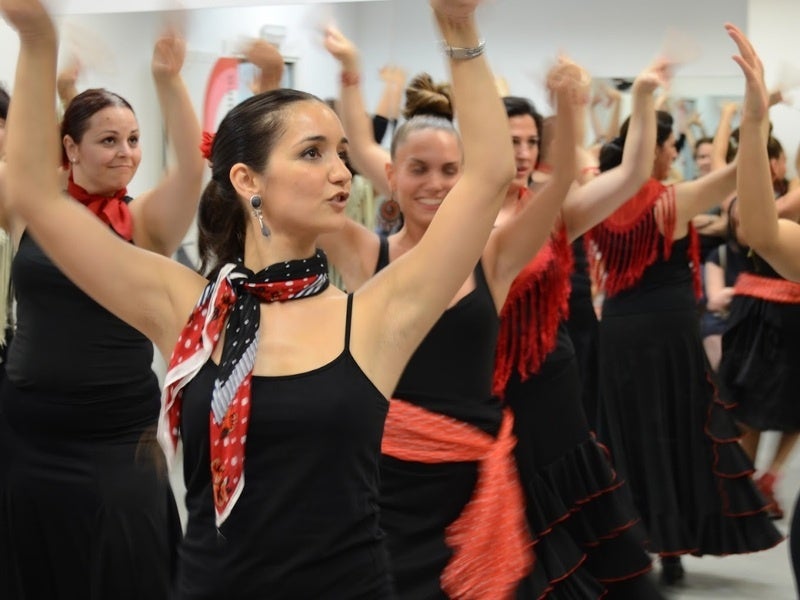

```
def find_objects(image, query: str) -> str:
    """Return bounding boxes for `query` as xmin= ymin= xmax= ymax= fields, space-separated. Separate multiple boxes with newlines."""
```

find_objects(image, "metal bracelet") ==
xmin=441 ymin=39 xmax=486 ymax=60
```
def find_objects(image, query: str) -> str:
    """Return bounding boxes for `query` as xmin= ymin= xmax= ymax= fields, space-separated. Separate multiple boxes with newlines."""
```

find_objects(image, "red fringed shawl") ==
xmin=585 ymin=178 xmax=702 ymax=300
xmin=493 ymin=225 xmax=573 ymax=399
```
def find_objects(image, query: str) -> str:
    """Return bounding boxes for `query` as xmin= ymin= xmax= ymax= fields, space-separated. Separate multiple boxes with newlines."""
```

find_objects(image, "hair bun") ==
xmin=402 ymin=73 xmax=453 ymax=121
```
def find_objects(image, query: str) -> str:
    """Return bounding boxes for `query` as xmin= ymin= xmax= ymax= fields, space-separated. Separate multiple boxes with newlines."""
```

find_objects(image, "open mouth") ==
xmin=328 ymin=192 xmax=349 ymax=206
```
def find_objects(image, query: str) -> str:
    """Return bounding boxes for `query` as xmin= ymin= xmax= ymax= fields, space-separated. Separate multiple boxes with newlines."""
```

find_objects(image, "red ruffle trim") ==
xmin=584 ymin=179 xmax=703 ymax=300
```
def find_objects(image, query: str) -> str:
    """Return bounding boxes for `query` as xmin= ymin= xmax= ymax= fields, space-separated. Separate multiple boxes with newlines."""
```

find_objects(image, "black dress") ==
xmin=175 ymin=294 xmax=394 ymax=599
xmin=719 ymin=252 xmax=800 ymax=431
xmin=564 ymin=236 xmax=600 ymax=429
xmin=0 ymin=231 xmax=180 ymax=599
xmin=597 ymin=235 xmax=783 ymax=555
xmin=375 ymin=238 xmax=504 ymax=599
xmin=498 ymin=234 xmax=661 ymax=599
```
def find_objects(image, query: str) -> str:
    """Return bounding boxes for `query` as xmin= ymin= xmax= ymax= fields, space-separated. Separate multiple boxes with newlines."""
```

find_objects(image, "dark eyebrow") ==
xmin=294 ymin=135 xmax=349 ymax=146
xmin=97 ymin=129 xmax=140 ymax=136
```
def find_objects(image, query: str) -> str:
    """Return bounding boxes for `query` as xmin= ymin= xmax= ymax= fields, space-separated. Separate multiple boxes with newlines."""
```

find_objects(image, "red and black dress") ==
xmin=374 ymin=237 xmax=532 ymax=600
xmin=586 ymin=179 xmax=783 ymax=556
xmin=719 ymin=249 xmax=800 ymax=432
xmin=497 ymin=225 xmax=662 ymax=599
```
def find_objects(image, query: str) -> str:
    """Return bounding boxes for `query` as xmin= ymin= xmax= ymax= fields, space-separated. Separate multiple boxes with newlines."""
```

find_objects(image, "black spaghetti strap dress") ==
xmin=374 ymin=237 xmax=505 ymax=599
xmin=175 ymin=294 xmax=394 ymax=599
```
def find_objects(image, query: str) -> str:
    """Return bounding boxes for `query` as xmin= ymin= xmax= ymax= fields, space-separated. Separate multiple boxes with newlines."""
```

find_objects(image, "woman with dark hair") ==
xmin=0 ymin=0 xmax=515 ymax=597
xmin=494 ymin=61 xmax=671 ymax=599
xmin=726 ymin=26 xmax=800 ymax=594
xmin=325 ymin=23 xmax=668 ymax=594
xmin=717 ymin=134 xmax=800 ymax=521
xmin=0 ymin=21 xmax=204 ymax=600
xmin=323 ymin=23 xmax=605 ymax=595
xmin=587 ymin=28 xmax=783 ymax=585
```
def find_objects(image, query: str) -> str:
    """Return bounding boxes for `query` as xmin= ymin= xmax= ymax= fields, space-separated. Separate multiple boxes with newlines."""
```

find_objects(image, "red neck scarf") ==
xmin=67 ymin=173 xmax=133 ymax=242
xmin=585 ymin=178 xmax=701 ymax=299
xmin=493 ymin=225 xmax=573 ymax=398
xmin=158 ymin=251 xmax=330 ymax=526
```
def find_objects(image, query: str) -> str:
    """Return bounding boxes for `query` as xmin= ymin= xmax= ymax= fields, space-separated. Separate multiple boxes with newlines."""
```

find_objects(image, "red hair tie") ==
xmin=200 ymin=131 xmax=216 ymax=161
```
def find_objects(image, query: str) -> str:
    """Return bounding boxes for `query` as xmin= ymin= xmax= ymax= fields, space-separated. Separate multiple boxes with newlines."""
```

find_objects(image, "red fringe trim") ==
xmin=586 ymin=179 xmax=677 ymax=298
xmin=493 ymin=226 xmax=574 ymax=398
xmin=734 ymin=272 xmax=800 ymax=303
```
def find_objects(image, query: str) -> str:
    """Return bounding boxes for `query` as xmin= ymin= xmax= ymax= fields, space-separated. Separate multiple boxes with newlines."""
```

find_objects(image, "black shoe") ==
xmin=659 ymin=555 xmax=685 ymax=586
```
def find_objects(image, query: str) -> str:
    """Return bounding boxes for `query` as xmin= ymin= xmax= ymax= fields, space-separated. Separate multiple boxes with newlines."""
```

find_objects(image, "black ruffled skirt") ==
xmin=597 ymin=309 xmax=783 ymax=556
xmin=506 ymin=353 xmax=663 ymax=599
xmin=719 ymin=294 xmax=800 ymax=431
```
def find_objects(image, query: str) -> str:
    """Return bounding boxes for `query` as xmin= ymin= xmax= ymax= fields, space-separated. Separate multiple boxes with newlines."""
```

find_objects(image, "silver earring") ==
xmin=250 ymin=194 xmax=270 ymax=237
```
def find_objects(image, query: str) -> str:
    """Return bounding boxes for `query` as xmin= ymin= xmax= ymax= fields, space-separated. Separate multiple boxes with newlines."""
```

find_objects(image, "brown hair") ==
xmin=391 ymin=73 xmax=458 ymax=159
xmin=60 ymin=88 xmax=134 ymax=166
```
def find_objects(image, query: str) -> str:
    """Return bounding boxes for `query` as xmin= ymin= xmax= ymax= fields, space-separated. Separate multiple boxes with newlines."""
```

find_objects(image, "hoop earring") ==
xmin=250 ymin=194 xmax=271 ymax=238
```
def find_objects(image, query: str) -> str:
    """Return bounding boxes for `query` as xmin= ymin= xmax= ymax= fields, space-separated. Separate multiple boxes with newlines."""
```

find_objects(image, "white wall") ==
xmin=749 ymin=0 xmax=800 ymax=178
xmin=0 ymin=4 xmax=358 ymax=197
xmin=351 ymin=0 xmax=748 ymax=115
xmin=2 ymin=0 xmax=798 ymax=188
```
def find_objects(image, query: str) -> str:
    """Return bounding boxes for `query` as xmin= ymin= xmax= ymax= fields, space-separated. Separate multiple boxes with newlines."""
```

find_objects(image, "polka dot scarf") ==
xmin=158 ymin=250 xmax=330 ymax=526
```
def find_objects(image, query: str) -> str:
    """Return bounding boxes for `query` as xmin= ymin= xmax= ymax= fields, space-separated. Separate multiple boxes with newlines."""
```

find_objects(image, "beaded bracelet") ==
xmin=441 ymin=39 xmax=486 ymax=61
xmin=341 ymin=71 xmax=360 ymax=87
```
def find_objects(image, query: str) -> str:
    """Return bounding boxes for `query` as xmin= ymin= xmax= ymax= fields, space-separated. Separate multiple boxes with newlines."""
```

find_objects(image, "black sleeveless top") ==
xmin=6 ymin=231 xmax=159 ymax=414
xmin=176 ymin=294 xmax=393 ymax=599
xmin=602 ymin=235 xmax=696 ymax=317
xmin=375 ymin=237 xmax=502 ymax=434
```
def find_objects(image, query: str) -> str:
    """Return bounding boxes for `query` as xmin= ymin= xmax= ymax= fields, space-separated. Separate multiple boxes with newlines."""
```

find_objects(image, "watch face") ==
xmin=203 ymin=57 xmax=257 ymax=132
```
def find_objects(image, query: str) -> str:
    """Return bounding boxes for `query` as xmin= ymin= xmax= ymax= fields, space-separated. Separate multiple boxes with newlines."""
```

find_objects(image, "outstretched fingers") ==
xmin=726 ymin=23 xmax=768 ymax=121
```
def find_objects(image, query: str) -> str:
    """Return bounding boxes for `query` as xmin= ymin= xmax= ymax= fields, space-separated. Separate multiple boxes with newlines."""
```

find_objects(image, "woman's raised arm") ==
xmin=352 ymin=0 xmax=514 ymax=391
xmin=728 ymin=22 xmax=800 ymax=281
xmin=561 ymin=59 xmax=666 ymax=240
xmin=128 ymin=27 xmax=206 ymax=257
xmin=1 ymin=0 xmax=206 ymax=357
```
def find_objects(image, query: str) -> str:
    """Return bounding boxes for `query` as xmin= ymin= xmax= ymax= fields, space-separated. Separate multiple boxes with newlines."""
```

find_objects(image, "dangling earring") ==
xmin=378 ymin=195 xmax=401 ymax=234
xmin=250 ymin=194 xmax=270 ymax=238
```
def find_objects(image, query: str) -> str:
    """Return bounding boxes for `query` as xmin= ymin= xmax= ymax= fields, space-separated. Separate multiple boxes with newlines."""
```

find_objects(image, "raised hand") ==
xmin=243 ymin=38 xmax=284 ymax=94
xmin=379 ymin=65 xmax=407 ymax=87
xmin=429 ymin=0 xmax=483 ymax=22
xmin=152 ymin=28 xmax=187 ymax=81
xmin=0 ymin=0 xmax=53 ymax=38
xmin=57 ymin=55 xmax=82 ymax=107
xmin=323 ymin=25 xmax=358 ymax=70
xmin=726 ymin=23 xmax=768 ymax=123
xmin=546 ymin=55 xmax=592 ymax=107
xmin=633 ymin=57 xmax=672 ymax=96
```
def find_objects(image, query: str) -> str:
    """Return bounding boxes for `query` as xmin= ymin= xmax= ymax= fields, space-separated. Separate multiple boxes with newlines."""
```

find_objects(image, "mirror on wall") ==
xmin=588 ymin=74 xmax=800 ymax=182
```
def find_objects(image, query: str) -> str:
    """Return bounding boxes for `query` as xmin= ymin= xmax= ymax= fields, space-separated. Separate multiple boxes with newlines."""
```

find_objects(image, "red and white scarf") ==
xmin=157 ymin=250 xmax=330 ymax=525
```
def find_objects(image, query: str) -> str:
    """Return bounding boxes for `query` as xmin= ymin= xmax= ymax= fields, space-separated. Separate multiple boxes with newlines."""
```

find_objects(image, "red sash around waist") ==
xmin=734 ymin=272 xmax=800 ymax=303
xmin=381 ymin=399 xmax=533 ymax=599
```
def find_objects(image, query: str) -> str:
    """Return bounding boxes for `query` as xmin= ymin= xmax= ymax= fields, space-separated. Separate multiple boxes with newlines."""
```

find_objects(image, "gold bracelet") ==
xmin=440 ymin=39 xmax=486 ymax=60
